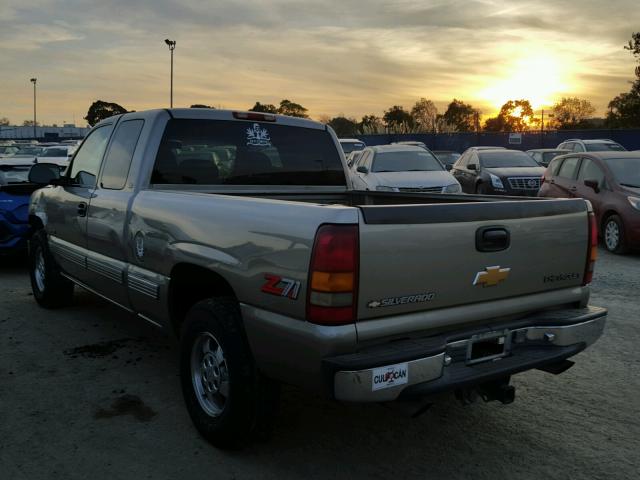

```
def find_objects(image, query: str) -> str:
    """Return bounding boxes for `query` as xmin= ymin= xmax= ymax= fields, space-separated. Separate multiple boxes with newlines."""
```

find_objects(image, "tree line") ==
xmin=22 ymin=33 xmax=637 ymax=133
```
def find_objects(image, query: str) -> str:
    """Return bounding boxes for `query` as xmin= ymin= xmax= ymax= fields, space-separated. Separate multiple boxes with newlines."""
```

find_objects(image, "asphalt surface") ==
xmin=1 ymin=250 xmax=639 ymax=480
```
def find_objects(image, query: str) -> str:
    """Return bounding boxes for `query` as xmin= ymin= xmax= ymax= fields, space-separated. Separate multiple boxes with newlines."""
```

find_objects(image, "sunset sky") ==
xmin=1 ymin=0 xmax=637 ymax=126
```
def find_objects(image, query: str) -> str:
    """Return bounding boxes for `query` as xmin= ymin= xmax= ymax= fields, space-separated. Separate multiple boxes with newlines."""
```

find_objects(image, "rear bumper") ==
xmin=325 ymin=306 xmax=606 ymax=402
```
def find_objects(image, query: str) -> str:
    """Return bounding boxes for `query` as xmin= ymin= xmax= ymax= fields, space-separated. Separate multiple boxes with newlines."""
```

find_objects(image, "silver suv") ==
xmin=557 ymin=138 xmax=626 ymax=153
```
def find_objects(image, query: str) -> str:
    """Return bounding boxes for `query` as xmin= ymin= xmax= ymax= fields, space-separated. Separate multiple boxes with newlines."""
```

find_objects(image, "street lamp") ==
xmin=164 ymin=39 xmax=176 ymax=108
xmin=30 ymin=78 xmax=37 ymax=139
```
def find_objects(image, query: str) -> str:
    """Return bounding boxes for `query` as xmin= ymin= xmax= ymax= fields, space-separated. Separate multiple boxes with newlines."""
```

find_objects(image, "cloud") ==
xmin=0 ymin=0 xmax=637 ymax=125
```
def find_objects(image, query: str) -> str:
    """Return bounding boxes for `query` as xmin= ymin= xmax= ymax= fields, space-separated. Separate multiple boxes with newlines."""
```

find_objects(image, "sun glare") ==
xmin=480 ymin=54 xmax=568 ymax=111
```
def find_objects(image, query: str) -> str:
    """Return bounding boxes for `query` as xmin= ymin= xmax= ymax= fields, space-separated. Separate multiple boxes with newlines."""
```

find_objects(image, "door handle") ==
xmin=77 ymin=202 xmax=87 ymax=217
xmin=570 ymin=186 xmax=577 ymax=192
xmin=476 ymin=226 xmax=510 ymax=252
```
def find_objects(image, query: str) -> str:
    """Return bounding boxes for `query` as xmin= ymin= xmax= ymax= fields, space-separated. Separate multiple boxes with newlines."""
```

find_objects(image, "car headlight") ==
xmin=376 ymin=186 xmax=397 ymax=192
xmin=444 ymin=183 xmax=462 ymax=193
xmin=489 ymin=173 xmax=504 ymax=189
xmin=628 ymin=196 xmax=640 ymax=211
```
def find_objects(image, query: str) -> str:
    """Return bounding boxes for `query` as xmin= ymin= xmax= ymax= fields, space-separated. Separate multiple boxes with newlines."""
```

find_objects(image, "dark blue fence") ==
xmin=356 ymin=129 xmax=640 ymax=152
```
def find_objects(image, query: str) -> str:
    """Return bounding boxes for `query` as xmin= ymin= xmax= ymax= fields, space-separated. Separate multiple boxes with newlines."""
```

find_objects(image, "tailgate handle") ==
xmin=476 ymin=226 xmax=510 ymax=252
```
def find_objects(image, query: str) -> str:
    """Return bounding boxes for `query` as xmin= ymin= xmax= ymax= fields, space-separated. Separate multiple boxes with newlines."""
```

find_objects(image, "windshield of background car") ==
xmin=0 ymin=166 xmax=31 ymax=184
xmin=341 ymin=142 xmax=365 ymax=154
xmin=372 ymin=150 xmax=444 ymax=172
xmin=16 ymin=146 xmax=44 ymax=156
xmin=585 ymin=143 xmax=625 ymax=152
xmin=603 ymin=157 xmax=640 ymax=187
xmin=0 ymin=146 xmax=19 ymax=155
xmin=434 ymin=152 xmax=460 ymax=165
xmin=152 ymin=119 xmax=346 ymax=186
xmin=480 ymin=151 xmax=540 ymax=168
xmin=41 ymin=148 xmax=68 ymax=157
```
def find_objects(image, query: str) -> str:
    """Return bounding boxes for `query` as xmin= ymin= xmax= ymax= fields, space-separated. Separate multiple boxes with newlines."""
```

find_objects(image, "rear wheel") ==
xmin=603 ymin=214 xmax=628 ymax=254
xmin=179 ymin=297 xmax=279 ymax=448
xmin=29 ymin=230 xmax=74 ymax=308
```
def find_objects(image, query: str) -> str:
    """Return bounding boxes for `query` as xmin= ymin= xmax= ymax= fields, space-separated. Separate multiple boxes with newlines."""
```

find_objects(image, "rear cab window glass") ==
xmin=69 ymin=125 xmax=113 ymax=187
xmin=557 ymin=156 xmax=580 ymax=179
xmin=152 ymin=119 xmax=346 ymax=186
xmin=100 ymin=120 xmax=144 ymax=190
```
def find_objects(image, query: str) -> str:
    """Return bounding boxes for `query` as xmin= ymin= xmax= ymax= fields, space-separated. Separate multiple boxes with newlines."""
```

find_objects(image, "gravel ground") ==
xmin=1 ymin=249 xmax=639 ymax=480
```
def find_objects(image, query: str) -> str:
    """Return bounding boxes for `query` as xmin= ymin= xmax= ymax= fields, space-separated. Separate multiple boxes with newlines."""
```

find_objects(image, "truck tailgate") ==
xmin=356 ymin=199 xmax=589 ymax=321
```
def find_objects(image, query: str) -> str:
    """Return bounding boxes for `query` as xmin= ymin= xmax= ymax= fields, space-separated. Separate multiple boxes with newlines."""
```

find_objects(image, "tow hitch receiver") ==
xmin=456 ymin=378 xmax=515 ymax=405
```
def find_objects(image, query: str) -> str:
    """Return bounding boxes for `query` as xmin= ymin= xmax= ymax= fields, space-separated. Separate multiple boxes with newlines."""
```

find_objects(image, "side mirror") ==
xmin=356 ymin=166 xmax=368 ymax=174
xmin=584 ymin=179 xmax=600 ymax=193
xmin=468 ymin=163 xmax=477 ymax=171
xmin=446 ymin=164 xmax=453 ymax=171
xmin=29 ymin=163 xmax=61 ymax=185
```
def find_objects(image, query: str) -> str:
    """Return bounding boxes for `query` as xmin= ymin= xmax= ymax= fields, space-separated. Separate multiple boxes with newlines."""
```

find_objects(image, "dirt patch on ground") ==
xmin=95 ymin=394 xmax=157 ymax=422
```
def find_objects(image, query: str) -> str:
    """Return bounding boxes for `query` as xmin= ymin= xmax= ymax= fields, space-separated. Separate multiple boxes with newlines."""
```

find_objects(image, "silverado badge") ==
xmin=473 ymin=266 xmax=510 ymax=287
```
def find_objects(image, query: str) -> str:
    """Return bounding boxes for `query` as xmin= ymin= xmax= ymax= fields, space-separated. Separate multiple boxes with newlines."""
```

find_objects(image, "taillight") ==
xmin=583 ymin=211 xmax=598 ymax=285
xmin=307 ymin=224 xmax=359 ymax=325
xmin=232 ymin=111 xmax=276 ymax=122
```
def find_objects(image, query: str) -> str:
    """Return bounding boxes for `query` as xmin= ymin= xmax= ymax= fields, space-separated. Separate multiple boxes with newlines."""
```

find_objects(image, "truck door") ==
xmin=45 ymin=124 xmax=114 ymax=280
xmin=84 ymin=119 xmax=145 ymax=308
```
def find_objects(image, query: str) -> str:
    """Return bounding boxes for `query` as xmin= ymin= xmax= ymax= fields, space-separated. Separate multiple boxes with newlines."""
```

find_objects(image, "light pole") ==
xmin=164 ymin=39 xmax=176 ymax=108
xmin=30 ymin=78 xmax=37 ymax=139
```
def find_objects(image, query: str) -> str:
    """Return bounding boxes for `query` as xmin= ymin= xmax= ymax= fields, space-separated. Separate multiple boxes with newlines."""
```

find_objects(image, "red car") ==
xmin=539 ymin=151 xmax=640 ymax=253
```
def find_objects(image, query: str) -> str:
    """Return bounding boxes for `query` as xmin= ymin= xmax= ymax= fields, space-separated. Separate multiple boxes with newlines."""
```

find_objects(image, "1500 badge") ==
xmin=367 ymin=292 xmax=435 ymax=309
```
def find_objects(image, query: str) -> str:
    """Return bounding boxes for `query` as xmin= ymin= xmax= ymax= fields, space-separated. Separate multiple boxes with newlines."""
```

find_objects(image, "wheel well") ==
xmin=29 ymin=214 xmax=44 ymax=231
xmin=168 ymin=263 xmax=237 ymax=336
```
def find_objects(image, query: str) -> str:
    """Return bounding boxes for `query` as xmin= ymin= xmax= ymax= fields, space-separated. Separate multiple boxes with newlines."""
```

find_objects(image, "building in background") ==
xmin=0 ymin=123 xmax=90 ymax=140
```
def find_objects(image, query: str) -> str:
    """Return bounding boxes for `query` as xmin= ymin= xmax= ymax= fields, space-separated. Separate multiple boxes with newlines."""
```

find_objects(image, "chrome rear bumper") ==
xmin=331 ymin=307 xmax=606 ymax=402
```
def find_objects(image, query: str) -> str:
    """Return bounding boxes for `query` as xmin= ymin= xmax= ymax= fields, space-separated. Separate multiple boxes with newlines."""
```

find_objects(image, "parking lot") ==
xmin=0 ymin=249 xmax=637 ymax=480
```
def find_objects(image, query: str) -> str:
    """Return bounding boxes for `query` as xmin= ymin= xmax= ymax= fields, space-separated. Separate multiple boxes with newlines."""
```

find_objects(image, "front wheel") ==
xmin=603 ymin=214 xmax=628 ymax=254
xmin=29 ymin=230 xmax=74 ymax=308
xmin=179 ymin=297 xmax=279 ymax=448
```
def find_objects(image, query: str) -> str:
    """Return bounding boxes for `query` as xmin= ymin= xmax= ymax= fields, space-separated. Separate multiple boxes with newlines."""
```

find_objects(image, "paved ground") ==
xmin=1 ymin=250 xmax=639 ymax=480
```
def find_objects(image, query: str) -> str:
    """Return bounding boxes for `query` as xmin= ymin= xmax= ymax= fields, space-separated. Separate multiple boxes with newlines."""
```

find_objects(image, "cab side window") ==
xmin=557 ymin=156 xmax=580 ymax=179
xmin=69 ymin=125 xmax=112 ymax=187
xmin=100 ymin=120 xmax=144 ymax=190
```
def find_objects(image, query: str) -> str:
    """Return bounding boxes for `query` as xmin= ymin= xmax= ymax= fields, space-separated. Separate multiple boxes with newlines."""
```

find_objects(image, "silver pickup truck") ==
xmin=27 ymin=109 xmax=606 ymax=448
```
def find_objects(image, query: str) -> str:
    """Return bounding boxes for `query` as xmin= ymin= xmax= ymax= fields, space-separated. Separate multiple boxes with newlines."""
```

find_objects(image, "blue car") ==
xmin=0 ymin=164 xmax=37 ymax=254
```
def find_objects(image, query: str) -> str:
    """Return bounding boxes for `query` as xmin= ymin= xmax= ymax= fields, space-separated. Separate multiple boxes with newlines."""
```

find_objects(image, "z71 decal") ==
xmin=261 ymin=274 xmax=301 ymax=300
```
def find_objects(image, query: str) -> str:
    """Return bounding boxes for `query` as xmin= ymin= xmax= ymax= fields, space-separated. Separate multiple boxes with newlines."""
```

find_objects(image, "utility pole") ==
xmin=540 ymin=109 xmax=544 ymax=147
xmin=30 ymin=78 xmax=37 ymax=139
xmin=165 ymin=39 xmax=176 ymax=108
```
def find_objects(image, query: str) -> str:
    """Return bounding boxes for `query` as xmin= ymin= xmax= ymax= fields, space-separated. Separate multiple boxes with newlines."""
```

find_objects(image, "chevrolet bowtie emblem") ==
xmin=473 ymin=266 xmax=511 ymax=287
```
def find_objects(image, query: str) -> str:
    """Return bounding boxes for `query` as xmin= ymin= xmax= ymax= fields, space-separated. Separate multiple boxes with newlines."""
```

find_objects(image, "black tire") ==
xmin=179 ymin=297 xmax=279 ymax=449
xmin=29 ymin=230 xmax=74 ymax=308
xmin=603 ymin=214 xmax=629 ymax=254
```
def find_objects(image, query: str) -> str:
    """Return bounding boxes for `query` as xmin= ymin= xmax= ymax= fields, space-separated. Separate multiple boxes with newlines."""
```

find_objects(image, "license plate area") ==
xmin=466 ymin=330 xmax=511 ymax=365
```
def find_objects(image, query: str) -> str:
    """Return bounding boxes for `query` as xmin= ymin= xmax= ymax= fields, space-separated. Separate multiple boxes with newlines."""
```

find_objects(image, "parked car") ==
xmin=0 ymin=145 xmax=20 ymax=158
xmin=557 ymin=138 xmax=626 ymax=153
xmin=0 ymin=164 xmax=37 ymax=254
xmin=350 ymin=144 xmax=461 ymax=193
xmin=527 ymin=149 xmax=571 ymax=167
xmin=15 ymin=145 xmax=45 ymax=157
xmin=35 ymin=145 xmax=76 ymax=166
xmin=391 ymin=141 xmax=428 ymax=148
xmin=538 ymin=151 xmax=640 ymax=253
xmin=338 ymin=138 xmax=366 ymax=155
xmin=27 ymin=108 xmax=605 ymax=448
xmin=432 ymin=150 xmax=461 ymax=169
xmin=452 ymin=149 xmax=545 ymax=195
